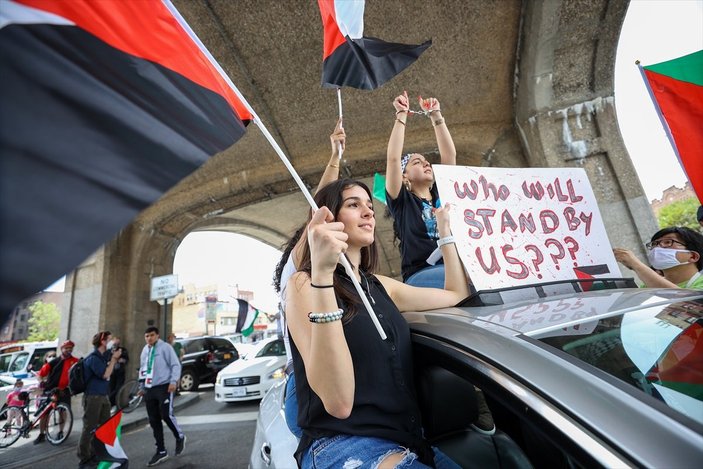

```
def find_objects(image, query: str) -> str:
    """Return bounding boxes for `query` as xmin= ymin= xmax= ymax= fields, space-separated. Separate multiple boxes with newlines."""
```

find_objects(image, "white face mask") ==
xmin=106 ymin=340 xmax=114 ymax=350
xmin=647 ymin=247 xmax=690 ymax=270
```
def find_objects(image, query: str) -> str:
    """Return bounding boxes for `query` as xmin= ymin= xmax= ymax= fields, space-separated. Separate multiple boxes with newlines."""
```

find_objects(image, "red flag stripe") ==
xmin=317 ymin=0 xmax=346 ymax=61
xmin=644 ymin=69 xmax=703 ymax=201
xmin=17 ymin=0 xmax=252 ymax=122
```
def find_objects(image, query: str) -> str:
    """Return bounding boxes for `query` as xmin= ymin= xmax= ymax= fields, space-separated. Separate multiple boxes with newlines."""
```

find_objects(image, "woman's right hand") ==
xmin=307 ymin=207 xmax=348 ymax=279
xmin=330 ymin=117 xmax=345 ymax=157
xmin=393 ymin=91 xmax=410 ymax=113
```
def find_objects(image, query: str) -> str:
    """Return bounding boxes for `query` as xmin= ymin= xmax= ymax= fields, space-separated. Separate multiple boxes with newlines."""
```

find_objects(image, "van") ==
xmin=0 ymin=340 xmax=58 ymax=378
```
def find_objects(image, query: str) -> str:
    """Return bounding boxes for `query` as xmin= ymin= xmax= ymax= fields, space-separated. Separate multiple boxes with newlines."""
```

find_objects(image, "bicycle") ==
xmin=0 ymin=388 xmax=73 ymax=448
xmin=116 ymin=378 xmax=143 ymax=413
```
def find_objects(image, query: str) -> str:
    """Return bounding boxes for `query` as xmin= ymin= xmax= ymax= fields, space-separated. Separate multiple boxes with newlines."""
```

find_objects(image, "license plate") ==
xmin=223 ymin=353 xmax=231 ymax=359
xmin=232 ymin=387 xmax=246 ymax=397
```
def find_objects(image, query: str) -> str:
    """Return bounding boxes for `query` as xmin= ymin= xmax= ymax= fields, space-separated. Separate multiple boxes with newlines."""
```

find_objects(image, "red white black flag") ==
xmin=318 ymin=0 xmax=431 ymax=90
xmin=0 ymin=0 xmax=252 ymax=312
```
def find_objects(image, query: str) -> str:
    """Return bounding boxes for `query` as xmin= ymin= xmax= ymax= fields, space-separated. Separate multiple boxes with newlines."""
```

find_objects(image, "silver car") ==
xmin=250 ymin=282 xmax=703 ymax=468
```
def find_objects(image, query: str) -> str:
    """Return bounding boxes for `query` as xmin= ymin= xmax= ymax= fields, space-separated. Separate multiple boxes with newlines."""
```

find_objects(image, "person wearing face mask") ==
xmin=614 ymin=226 xmax=703 ymax=289
xmin=34 ymin=340 xmax=79 ymax=445
xmin=107 ymin=336 xmax=129 ymax=409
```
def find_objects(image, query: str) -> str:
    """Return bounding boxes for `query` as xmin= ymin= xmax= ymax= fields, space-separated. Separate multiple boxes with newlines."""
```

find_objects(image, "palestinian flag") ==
xmin=93 ymin=410 xmax=128 ymax=468
xmin=318 ymin=0 xmax=431 ymax=90
xmin=0 ymin=0 xmax=252 ymax=314
xmin=640 ymin=50 xmax=703 ymax=201
xmin=236 ymin=299 xmax=259 ymax=337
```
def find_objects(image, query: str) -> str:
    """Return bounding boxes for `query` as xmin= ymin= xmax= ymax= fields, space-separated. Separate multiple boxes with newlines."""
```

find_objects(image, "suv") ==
xmin=177 ymin=336 xmax=239 ymax=392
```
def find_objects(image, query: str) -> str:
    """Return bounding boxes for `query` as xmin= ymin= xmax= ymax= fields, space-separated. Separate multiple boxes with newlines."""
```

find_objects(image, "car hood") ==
xmin=218 ymin=356 xmax=285 ymax=376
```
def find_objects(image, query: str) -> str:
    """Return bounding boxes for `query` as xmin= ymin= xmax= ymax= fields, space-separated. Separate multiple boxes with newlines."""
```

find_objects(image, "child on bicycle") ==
xmin=4 ymin=379 xmax=29 ymax=428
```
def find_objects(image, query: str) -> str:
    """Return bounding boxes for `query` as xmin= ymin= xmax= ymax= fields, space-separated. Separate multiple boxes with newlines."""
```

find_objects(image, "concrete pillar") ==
xmin=514 ymin=0 xmax=657 ymax=279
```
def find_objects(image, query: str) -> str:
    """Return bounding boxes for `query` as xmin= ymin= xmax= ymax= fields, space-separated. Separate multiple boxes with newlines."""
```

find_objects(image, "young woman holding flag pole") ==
xmin=285 ymin=178 xmax=469 ymax=467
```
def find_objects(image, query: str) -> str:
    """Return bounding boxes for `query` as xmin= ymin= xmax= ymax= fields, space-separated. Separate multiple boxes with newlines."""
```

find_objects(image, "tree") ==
xmin=657 ymin=197 xmax=700 ymax=230
xmin=27 ymin=300 xmax=60 ymax=341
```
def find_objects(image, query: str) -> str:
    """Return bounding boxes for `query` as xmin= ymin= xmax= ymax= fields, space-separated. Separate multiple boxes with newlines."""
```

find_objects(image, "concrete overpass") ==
xmin=59 ymin=0 xmax=657 ymax=359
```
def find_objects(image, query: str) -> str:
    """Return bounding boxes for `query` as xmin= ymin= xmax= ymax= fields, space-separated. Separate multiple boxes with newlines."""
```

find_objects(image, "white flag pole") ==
xmin=336 ymin=88 xmax=344 ymax=159
xmin=165 ymin=0 xmax=386 ymax=340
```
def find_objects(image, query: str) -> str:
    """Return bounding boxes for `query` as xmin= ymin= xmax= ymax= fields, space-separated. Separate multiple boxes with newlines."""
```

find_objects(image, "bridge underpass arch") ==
xmin=60 ymin=0 xmax=656 ymax=369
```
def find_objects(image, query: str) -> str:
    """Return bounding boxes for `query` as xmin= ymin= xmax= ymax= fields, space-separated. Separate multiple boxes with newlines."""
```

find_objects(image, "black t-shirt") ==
xmin=386 ymin=185 xmax=442 ymax=280
xmin=290 ymin=270 xmax=433 ymax=466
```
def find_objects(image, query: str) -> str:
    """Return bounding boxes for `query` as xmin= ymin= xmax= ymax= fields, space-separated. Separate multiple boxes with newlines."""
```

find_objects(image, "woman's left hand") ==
xmin=419 ymin=95 xmax=441 ymax=113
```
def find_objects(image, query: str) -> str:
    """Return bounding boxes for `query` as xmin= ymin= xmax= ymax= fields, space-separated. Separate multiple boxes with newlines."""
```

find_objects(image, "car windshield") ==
xmin=8 ymin=352 xmax=29 ymax=372
xmin=531 ymin=299 xmax=703 ymax=426
xmin=250 ymin=339 xmax=285 ymax=359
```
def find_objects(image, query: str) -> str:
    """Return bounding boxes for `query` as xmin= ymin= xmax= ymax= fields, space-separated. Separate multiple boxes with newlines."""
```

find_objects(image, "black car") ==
xmin=177 ymin=336 xmax=239 ymax=392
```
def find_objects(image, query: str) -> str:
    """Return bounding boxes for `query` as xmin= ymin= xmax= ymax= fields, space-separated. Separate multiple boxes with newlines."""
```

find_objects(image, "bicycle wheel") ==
xmin=0 ymin=406 xmax=25 ymax=448
xmin=118 ymin=379 xmax=143 ymax=413
xmin=45 ymin=403 xmax=73 ymax=446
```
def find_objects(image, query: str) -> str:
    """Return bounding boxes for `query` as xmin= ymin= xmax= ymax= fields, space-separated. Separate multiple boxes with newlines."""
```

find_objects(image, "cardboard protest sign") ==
xmin=433 ymin=165 xmax=619 ymax=291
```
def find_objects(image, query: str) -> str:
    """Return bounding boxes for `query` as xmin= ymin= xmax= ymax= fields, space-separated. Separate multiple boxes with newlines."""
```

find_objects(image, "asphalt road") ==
xmin=0 ymin=385 xmax=260 ymax=468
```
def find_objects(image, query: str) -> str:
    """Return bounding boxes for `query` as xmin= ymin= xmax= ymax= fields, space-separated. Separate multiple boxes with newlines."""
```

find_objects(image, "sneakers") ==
xmin=147 ymin=451 xmax=168 ymax=466
xmin=471 ymin=387 xmax=496 ymax=435
xmin=175 ymin=434 xmax=187 ymax=456
xmin=33 ymin=433 xmax=46 ymax=445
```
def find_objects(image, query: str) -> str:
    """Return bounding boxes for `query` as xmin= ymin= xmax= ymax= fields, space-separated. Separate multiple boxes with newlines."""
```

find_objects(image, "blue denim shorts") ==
xmin=406 ymin=264 xmax=445 ymax=289
xmin=300 ymin=434 xmax=460 ymax=469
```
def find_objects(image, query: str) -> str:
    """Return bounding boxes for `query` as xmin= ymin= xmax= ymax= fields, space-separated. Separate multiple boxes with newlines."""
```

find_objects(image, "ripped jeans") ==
xmin=301 ymin=434 xmax=460 ymax=469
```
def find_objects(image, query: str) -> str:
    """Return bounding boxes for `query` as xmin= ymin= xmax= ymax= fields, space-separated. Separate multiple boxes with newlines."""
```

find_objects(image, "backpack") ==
xmin=68 ymin=358 xmax=87 ymax=395
xmin=44 ymin=356 xmax=64 ymax=391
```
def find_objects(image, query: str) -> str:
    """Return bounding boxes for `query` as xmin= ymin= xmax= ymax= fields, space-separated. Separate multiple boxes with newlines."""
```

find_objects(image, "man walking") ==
xmin=78 ymin=331 xmax=122 ymax=469
xmin=139 ymin=326 xmax=185 ymax=466
xmin=34 ymin=340 xmax=78 ymax=445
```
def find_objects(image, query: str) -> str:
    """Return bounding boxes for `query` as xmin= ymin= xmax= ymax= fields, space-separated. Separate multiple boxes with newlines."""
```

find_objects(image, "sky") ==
xmin=614 ymin=0 xmax=702 ymax=201
xmin=47 ymin=1 xmax=702 ymax=303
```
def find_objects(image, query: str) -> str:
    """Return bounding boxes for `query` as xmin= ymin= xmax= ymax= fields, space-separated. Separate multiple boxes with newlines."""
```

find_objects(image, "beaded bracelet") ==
xmin=308 ymin=309 xmax=344 ymax=324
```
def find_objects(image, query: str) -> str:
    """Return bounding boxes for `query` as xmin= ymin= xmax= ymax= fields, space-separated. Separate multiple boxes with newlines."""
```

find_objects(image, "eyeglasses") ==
xmin=645 ymin=238 xmax=686 ymax=250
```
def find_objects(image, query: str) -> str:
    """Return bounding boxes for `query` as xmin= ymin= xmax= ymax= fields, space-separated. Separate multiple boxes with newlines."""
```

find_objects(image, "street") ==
xmin=0 ymin=385 xmax=260 ymax=468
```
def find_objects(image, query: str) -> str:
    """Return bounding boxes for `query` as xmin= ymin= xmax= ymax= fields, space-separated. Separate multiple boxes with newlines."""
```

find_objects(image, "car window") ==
xmin=0 ymin=353 xmax=15 ymax=372
xmin=532 ymin=299 xmax=703 ymax=427
xmin=211 ymin=338 xmax=233 ymax=350
xmin=9 ymin=352 xmax=29 ymax=372
xmin=256 ymin=340 xmax=286 ymax=357
xmin=184 ymin=339 xmax=206 ymax=354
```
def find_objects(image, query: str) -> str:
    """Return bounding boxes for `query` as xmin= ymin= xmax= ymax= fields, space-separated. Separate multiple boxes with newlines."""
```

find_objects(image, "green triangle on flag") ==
xmin=372 ymin=173 xmax=387 ymax=205
xmin=643 ymin=50 xmax=703 ymax=87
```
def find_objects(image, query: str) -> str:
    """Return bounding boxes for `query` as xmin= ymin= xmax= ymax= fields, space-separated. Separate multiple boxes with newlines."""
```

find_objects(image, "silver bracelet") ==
xmin=437 ymin=235 xmax=455 ymax=247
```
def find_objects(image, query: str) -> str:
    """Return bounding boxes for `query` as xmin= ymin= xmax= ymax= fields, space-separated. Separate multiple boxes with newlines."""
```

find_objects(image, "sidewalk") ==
xmin=0 ymin=392 xmax=199 ymax=469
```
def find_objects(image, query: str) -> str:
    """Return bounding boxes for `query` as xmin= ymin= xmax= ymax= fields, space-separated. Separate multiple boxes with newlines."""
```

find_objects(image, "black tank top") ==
xmin=289 ymin=270 xmax=434 ymax=466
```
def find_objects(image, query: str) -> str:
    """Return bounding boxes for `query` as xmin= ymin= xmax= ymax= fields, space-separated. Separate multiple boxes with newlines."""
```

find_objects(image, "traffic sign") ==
xmin=150 ymin=274 xmax=178 ymax=301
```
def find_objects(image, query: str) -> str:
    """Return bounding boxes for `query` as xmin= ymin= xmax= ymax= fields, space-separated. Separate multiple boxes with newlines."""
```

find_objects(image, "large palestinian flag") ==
xmin=640 ymin=50 xmax=703 ymax=201
xmin=94 ymin=410 xmax=128 ymax=468
xmin=318 ymin=0 xmax=431 ymax=90
xmin=0 ymin=0 xmax=252 ymax=314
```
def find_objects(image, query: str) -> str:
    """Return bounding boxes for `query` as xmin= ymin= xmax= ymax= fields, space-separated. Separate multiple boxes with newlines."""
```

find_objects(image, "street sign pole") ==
xmin=151 ymin=275 xmax=178 ymax=335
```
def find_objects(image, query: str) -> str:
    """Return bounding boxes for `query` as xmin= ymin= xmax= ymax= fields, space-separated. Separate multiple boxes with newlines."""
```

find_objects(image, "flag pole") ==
xmin=336 ymin=88 xmax=344 ymax=160
xmin=636 ymin=60 xmax=687 ymax=172
xmin=165 ymin=0 xmax=385 ymax=340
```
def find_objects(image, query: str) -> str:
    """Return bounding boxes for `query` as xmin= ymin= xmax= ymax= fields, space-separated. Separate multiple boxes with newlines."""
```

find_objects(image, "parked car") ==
xmin=215 ymin=337 xmax=287 ymax=403
xmin=250 ymin=281 xmax=703 ymax=468
xmin=176 ymin=336 xmax=239 ymax=392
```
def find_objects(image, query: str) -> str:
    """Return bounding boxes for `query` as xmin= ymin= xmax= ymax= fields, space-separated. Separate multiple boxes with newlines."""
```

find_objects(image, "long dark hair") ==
xmin=282 ymin=179 xmax=379 ymax=320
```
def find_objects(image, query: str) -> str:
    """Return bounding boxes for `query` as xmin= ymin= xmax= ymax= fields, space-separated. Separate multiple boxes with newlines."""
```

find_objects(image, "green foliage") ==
xmin=657 ymin=197 xmax=701 ymax=230
xmin=27 ymin=300 xmax=60 ymax=341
